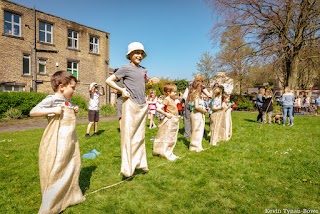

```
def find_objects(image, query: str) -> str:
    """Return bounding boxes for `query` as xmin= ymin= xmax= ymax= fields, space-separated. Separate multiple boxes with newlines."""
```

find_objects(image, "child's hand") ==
xmin=166 ymin=113 xmax=172 ymax=119
xmin=121 ymin=88 xmax=130 ymax=98
xmin=73 ymin=105 xmax=79 ymax=113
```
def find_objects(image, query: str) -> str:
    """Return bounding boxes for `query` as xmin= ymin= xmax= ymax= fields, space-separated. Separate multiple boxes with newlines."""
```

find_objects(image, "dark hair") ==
xmin=50 ymin=70 xmax=77 ymax=92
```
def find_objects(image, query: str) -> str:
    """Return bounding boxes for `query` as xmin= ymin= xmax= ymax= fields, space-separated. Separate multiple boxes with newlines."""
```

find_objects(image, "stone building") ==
xmin=0 ymin=0 xmax=110 ymax=104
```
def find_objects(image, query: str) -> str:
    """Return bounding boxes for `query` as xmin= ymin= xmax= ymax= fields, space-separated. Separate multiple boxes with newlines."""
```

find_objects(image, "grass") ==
xmin=0 ymin=112 xmax=319 ymax=213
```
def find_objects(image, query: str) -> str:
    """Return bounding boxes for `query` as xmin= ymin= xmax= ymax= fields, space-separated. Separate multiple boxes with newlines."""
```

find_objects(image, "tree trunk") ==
xmin=286 ymin=55 xmax=299 ymax=89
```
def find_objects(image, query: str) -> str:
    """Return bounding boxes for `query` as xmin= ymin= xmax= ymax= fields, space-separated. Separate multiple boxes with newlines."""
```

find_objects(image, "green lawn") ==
xmin=0 ymin=112 xmax=319 ymax=213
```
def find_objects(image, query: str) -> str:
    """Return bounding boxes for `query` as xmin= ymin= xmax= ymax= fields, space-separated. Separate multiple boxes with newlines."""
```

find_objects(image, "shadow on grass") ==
xmin=79 ymin=165 xmax=97 ymax=194
xmin=178 ymin=136 xmax=190 ymax=148
xmin=244 ymin=118 xmax=257 ymax=123
xmin=95 ymin=130 xmax=105 ymax=135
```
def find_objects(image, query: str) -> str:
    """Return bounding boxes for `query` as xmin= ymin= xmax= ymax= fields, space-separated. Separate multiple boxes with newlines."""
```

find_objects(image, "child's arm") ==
xmin=195 ymin=98 xmax=207 ymax=114
xmin=156 ymin=99 xmax=172 ymax=119
xmin=30 ymin=105 xmax=62 ymax=117
xmin=106 ymin=74 xmax=130 ymax=98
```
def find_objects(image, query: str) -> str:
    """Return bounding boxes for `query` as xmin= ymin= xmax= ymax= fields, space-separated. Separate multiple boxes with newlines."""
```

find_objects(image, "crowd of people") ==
xmin=256 ymin=86 xmax=320 ymax=127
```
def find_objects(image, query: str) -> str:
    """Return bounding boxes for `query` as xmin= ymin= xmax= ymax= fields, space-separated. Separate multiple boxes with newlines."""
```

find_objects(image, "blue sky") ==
xmin=11 ymin=0 xmax=218 ymax=81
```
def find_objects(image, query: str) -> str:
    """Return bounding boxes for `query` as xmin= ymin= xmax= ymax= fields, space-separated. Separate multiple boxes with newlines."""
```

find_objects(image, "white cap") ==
xmin=126 ymin=42 xmax=147 ymax=59
xmin=89 ymin=82 xmax=98 ymax=90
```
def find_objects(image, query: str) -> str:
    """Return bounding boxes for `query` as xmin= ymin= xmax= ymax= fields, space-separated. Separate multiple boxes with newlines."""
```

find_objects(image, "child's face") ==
xmin=61 ymin=79 xmax=77 ymax=99
xmin=129 ymin=50 xmax=144 ymax=65
xmin=169 ymin=90 xmax=176 ymax=99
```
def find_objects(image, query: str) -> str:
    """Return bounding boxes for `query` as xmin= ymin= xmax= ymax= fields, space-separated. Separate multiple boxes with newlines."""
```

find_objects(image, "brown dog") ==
xmin=272 ymin=114 xmax=283 ymax=124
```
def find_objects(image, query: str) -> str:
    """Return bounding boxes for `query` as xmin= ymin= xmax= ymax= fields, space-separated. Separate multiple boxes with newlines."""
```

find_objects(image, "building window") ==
xmin=2 ymin=85 xmax=23 ymax=92
xmin=68 ymin=30 xmax=78 ymax=49
xmin=90 ymin=36 xmax=99 ymax=54
xmin=23 ymin=54 xmax=30 ymax=75
xmin=4 ymin=11 xmax=21 ymax=36
xmin=67 ymin=61 xmax=78 ymax=79
xmin=39 ymin=59 xmax=46 ymax=74
xmin=39 ymin=21 xmax=52 ymax=43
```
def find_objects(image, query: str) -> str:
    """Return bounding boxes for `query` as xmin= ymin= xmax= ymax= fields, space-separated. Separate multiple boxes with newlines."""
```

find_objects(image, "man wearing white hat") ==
xmin=106 ymin=42 xmax=150 ymax=178
xmin=85 ymin=82 xmax=105 ymax=137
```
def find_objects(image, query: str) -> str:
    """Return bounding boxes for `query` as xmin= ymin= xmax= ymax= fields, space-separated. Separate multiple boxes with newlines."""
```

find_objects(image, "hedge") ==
xmin=0 ymin=92 xmax=87 ymax=118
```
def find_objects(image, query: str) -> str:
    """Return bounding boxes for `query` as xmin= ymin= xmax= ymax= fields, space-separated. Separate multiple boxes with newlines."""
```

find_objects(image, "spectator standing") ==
xmin=262 ymin=89 xmax=274 ymax=124
xmin=256 ymin=87 xmax=265 ymax=123
xmin=85 ymin=82 xmax=105 ymax=137
xmin=281 ymin=87 xmax=295 ymax=126
xmin=146 ymin=89 xmax=157 ymax=129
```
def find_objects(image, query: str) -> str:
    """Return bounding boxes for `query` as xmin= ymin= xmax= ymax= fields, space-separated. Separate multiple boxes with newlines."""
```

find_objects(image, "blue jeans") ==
xmin=282 ymin=105 xmax=294 ymax=125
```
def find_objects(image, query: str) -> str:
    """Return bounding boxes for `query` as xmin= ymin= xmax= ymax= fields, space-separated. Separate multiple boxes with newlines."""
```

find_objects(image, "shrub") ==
xmin=4 ymin=108 xmax=23 ymax=119
xmin=100 ymin=104 xmax=116 ymax=116
xmin=71 ymin=95 xmax=87 ymax=109
xmin=230 ymin=94 xmax=255 ymax=111
xmin=0 ymin=92 xmax=47 ymax=118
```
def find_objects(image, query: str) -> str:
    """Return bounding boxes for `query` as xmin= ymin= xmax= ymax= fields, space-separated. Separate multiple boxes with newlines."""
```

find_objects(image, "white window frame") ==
xmin=67 ymin=61 xmax=78 ymax=79
xmin=23 ymin=54 xmax=31 ymax=75
xmin=39 ymin=21 xmax=52 ymax=43
xmin=68 ymin=30 xmax=78 ymax=49
xmin=90 ymin=36 xmax=99 ymax=54
xmin=4 ymin=11 xmax=21 ymax=36
xmin=38 ymin=59 xmax=46 ymax=74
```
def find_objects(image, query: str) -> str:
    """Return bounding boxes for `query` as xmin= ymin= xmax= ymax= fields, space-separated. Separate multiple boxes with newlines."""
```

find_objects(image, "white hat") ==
xmin=89 ymin=82 xmax=98 ymax=90
xmin=126 ymin=42 xmax=147 ymax=59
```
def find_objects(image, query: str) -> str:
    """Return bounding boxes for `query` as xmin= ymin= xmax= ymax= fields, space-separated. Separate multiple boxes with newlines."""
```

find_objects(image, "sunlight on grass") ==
xmin=0 ymin=112 xmax=319 ymax=213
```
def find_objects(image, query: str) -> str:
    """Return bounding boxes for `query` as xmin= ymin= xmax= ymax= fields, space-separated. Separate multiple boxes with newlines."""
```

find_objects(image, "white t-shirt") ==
xmin=88 ymin=92 xmax=101 ymax=111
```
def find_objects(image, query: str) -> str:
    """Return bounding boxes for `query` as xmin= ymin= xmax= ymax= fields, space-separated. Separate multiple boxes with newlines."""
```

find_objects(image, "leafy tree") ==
xmin=195 ymin=51 xmax=216 ymax=86
xmin=173 ymin=79 xmax=189 ymax=92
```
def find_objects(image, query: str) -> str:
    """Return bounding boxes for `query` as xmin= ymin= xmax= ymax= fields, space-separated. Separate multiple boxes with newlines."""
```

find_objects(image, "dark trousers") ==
xmin=257 ymin=106 xmax=263 ymax=122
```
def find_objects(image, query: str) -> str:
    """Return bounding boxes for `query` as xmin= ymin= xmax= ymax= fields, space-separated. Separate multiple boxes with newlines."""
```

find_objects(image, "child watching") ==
xmin=85 ymin=82 xmax=105 ymax=137
xmin=188 ymin=79 xmax=208 ymax=152
xmin=147 ymin=89 xmax=157 ymax=129
xmin=30 ymin=70 xmax=85 ymax=213
xmin=106 ymin=42 xmax=150 ymax=178
xmin=153 ymin=84 xmax=180 ymax=161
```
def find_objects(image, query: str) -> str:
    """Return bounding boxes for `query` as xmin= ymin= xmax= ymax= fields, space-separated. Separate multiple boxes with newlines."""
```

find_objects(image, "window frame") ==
xmin=67 ymin=61 xmax=79 ymax=79
xmin=38 ymin=59 xmax=46 ymax=75
xmin=23 ymin=54 xmax=31 ymax=75
xmin=89 ymin=36 xmax=99 ymax=54
xmin=68 ymin=30 xmax=79 ymax=49
xmin=39 ymin=21 xmax=53 ymax=44
xmin=4 ymin=11 xmax=21 ymax=37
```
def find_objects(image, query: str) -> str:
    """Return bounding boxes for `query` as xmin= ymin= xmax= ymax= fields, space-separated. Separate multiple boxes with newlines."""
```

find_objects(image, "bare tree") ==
xmin=214 ymin=26 xmax=255 ymax=93
xmin=206 ymin=0 xmax=320 ymax=89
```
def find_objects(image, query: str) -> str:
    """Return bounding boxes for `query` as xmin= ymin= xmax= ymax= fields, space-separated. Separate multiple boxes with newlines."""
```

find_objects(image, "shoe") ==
xmin=152 ymin=124 xmax=157 ymax=129
xmin=150 ymin=136 xmax=155 ymax=141
xmin=282 ymin=124 xmax=285 ymax=126
xmin=85 ymin=134 xmax=90 ymax=138
xmin=290 ymin=123 xmax=294 ymax=126
xmin=93 ymin=133 xmax=98 ymax=136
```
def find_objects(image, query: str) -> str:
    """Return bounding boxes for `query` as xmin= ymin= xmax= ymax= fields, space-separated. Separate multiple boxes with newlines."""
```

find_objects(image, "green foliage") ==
xmin=231 ymin=94 xmax=255 ymax=111
xmin=4 ymin=108 xmax=23 ymax=119
xmin=146 ymin=78 xmax=173 ymax=96
xmin=0 ymin=92 xmax=47 ymax=118
xmin=173 ymin=79 xmax=189 ymax=92
xmin=100 ymin=104 xmax=116 ymax=117
xmin=71 ymin=95 xmax=87 ymax=109
xmin=0 ymin=112 xmax=319 ymax=213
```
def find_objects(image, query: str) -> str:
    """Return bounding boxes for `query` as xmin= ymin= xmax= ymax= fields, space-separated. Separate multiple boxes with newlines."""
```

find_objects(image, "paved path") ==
xmin=0 ymin=115 xmax=118 ymax=133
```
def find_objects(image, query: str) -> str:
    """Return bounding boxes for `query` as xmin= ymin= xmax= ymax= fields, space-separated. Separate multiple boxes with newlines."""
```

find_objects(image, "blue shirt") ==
xmin=281 ymin=93 xmax=295 ymax=106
